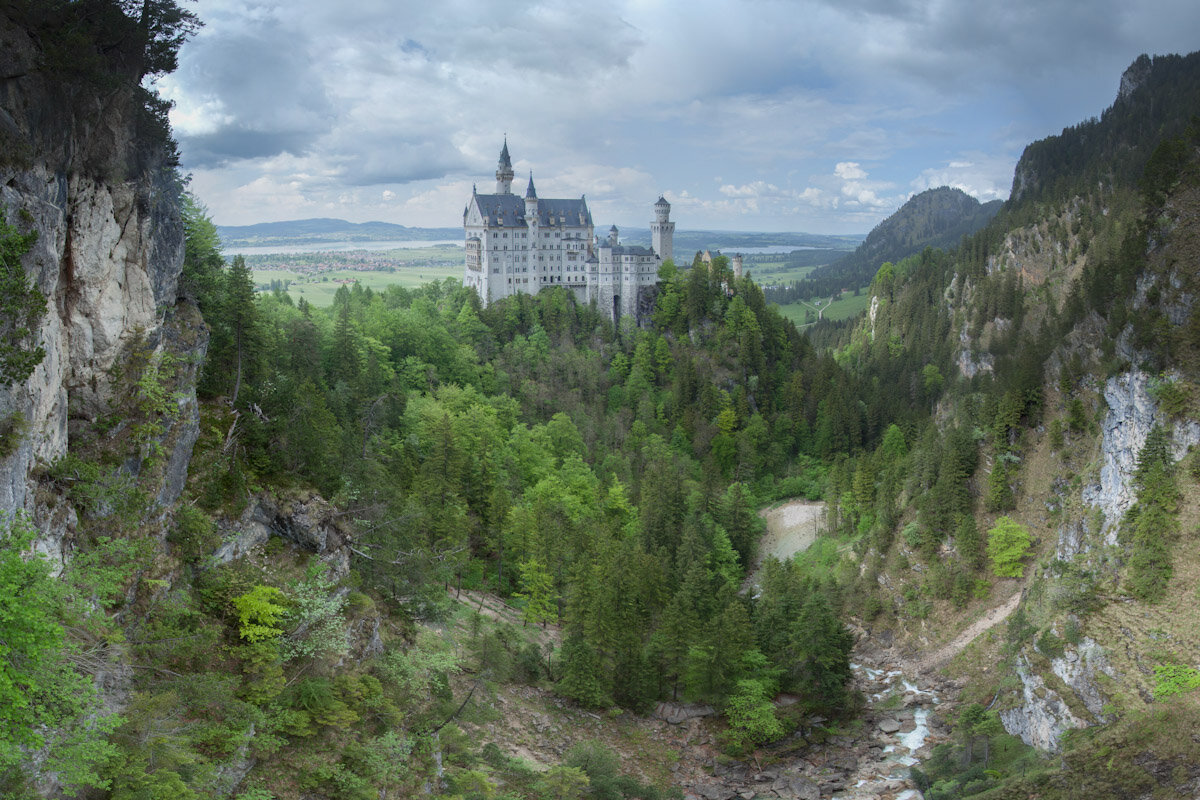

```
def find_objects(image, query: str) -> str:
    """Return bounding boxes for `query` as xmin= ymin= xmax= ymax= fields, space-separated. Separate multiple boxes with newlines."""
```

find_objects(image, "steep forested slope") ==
xmin=807 ymin=52 xmax=1200 ymax=800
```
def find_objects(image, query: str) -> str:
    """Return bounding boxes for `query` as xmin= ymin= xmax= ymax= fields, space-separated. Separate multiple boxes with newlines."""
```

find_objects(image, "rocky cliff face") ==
xmin=1081 ymin=368 xmax=1200 ymax=544
xmin=0 ymin=13 xmax=202 ymax=561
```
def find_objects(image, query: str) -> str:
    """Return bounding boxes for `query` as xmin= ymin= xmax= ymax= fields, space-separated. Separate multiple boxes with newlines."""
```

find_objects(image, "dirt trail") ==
xmin=915 ymin=590 xmax=1022 ymax=675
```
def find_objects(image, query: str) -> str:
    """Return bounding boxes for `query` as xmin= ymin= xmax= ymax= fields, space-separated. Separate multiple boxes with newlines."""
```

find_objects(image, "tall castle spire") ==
xmin=495 ymin=137 xmax=515 ymax=194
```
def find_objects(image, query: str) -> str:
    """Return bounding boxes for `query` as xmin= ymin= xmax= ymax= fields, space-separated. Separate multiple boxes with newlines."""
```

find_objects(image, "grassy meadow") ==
xmin=256 ymin=267 xmax=461 ymax=306
xmin=248 ymin=245 xmax=463 ymax=306
xmin=775 ymin=288 xmax=872 ymax=327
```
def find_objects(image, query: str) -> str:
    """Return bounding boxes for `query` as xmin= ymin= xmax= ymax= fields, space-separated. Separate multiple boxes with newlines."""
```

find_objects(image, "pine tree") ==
xmin=557 ymin=633 xmax=610 ymax=708
xmin=787 ymin=593 xmax=853 ymax=715
xmin=515 ymin=558 xmax=556 ymax=627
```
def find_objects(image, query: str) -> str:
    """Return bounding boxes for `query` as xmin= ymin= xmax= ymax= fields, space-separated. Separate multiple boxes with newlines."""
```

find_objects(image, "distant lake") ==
xmin=225 ymin=239 xmax=464 ymax=256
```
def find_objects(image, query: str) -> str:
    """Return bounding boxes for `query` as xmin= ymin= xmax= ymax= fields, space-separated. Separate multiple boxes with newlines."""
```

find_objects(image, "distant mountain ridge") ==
xmin=218 ymin=218 xmax=462 ymax=247
xmin=777 ymin=187 xmax=1001 ymax=300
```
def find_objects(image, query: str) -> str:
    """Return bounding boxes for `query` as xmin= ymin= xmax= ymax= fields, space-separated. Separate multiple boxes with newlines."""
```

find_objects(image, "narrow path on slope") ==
xmin=915 ymin=590 xmax=1023 ymax=675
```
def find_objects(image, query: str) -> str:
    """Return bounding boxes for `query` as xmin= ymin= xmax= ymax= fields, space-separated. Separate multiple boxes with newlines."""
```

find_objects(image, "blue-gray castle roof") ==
xmin=470 ymin=193 xmax=592 ymax=227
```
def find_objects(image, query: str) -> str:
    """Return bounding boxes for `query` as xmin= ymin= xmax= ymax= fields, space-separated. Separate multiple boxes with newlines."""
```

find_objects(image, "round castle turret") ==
xmin=654 ymin=195 xmax=670 ymax=223
xmin=650 ymin=195 xmax=674 ymax=263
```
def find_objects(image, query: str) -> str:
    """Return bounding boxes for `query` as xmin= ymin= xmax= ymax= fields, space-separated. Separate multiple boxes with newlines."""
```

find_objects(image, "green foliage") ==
xmin=180 ymin=193 xmax=225 ymax=315
xmin=1148 ymin=376 xmax=1193 ymax=417
xmin=721 ymin=678 xmax=785 ymax=754
xmin=1123 ymin=426 xmax=1180 ymax=602
xmin=280 ymin=564 xmax=349 ymax=662
xmin=0 ymin=514 xmax=65 ymax=758
xmin=0 ymin=212 xmax=47 ymax=387
xmin=987 ymin=516 xmax=1032 ymax=578
xmin=533 ymin=765 xmax=590 ymax=800
xmin=166 ymin=505 xmax=219 ymax=564
xmin=1152 ymin=663 xmax=1200 ymax=698
xmin=48 ymin=453 xmax=150 ymax=525
xmin=984 ymin=459 xmax=1015 ymax=512
xmin=557 ymin=634 xmax=611 ymax=708
xmin=1036 ymin=630 xmax=1065 ymax=660
xmin=232 ymin=585 xmax=289 ymax=642
xmin=65 ymin=534 xmax=154 ymax=608
xmin=129 ymin=350 xmax=183 ymax=467
xmin=0 ymin=411 xmax=28 ymax=459
xmin=0 ymin=513 xmax=118 ymax=793
xmin=514 ymin=557 xmax=556 ymax=628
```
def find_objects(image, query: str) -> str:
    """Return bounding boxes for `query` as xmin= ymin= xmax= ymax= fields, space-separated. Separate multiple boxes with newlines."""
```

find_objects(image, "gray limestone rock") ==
xmin=784 ymin=774 xmax=820 ymax=800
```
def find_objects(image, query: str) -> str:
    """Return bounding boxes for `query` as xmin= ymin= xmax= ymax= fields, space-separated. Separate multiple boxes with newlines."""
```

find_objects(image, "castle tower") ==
xmin=608 ymin=224 xmax=619 ymax=247
xmin=733 ymin=253 xmax=743 ymax=279
xmin=650 ymin=195 xmax=674 ymax=263
xmin=495 ymin=139 xmax=514 ymax=194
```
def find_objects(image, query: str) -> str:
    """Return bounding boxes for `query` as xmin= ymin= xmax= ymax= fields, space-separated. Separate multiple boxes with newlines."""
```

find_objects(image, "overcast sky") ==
xmin=159 ymin=0 xmax=1200 ymax=234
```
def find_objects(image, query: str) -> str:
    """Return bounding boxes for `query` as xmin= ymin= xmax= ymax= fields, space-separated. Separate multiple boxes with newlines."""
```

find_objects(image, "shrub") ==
xmin=232 ymin=585 xmax=288 ymax=642
xmin=0 ymin=214 xmax=47 ymax=387
xmin=167 ymin=505 xmax=219 ymax=564
xmin=0 ymin=412 xmax=27 ymax=458
xmin=1152 ymin=663 xmax=1200 ymax=698
xmin=987 ymin=516 xmax=1032 ymax=578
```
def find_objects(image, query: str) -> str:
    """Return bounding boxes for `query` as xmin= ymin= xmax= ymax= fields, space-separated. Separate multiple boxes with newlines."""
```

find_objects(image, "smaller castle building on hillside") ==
xmin=463 ymin=141 xmax=674 ymax=320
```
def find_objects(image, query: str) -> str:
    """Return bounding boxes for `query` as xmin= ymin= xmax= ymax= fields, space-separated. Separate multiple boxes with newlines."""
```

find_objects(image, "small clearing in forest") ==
xmin=744 ymin=499 xmax=824 ymax=587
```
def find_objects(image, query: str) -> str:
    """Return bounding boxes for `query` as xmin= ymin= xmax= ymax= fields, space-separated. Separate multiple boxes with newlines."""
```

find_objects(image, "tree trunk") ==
xmin=232 ymin=325 xmax=244 ymax=405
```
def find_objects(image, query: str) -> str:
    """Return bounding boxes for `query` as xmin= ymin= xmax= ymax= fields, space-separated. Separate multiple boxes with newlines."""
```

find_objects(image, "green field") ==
xmin=775 ymin=288 xmax=872 ymax=327
xmin=744 ymin=262 xmax=822 ymax=285
xmin=255 ymin=266 xmax=462 ymax=306
xmin=739 ymin=249 xmax=851 ymax=288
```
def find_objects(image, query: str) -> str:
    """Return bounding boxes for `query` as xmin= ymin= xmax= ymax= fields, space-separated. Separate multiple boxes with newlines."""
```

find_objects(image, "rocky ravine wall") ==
xmin=0 ymin=13 xmax=202 ymax=564
xmin=1000 ymin=365 xmax=1200 ymax=752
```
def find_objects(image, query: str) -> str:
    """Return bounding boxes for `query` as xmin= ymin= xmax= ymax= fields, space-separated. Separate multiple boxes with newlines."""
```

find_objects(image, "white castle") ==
xmin=463 ymin=141 xmax=675 ymax=319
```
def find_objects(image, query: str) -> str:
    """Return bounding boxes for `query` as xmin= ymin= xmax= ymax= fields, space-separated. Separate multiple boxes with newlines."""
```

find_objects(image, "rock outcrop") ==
xmin=999 ymin=638 xmax=1115 ymax=752
xmin=213 ymin=491 xmax=355 ymax=578
xmin=1081 ymin=368 xmax=1200 ymax=544
xmin=999 ymin=655 xmax=1088 ymax=752
xmin=0 ymin=13 xmax=202 ymax=555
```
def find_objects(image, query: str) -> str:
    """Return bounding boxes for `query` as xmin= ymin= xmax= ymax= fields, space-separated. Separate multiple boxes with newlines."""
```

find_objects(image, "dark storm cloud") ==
xmin=339 ymin=141 xmax=470 ymax=186
xmin=180 ymin=128 xmax=322 ymax=168
xmin=169 ymin=16 xmax=334 ymax=164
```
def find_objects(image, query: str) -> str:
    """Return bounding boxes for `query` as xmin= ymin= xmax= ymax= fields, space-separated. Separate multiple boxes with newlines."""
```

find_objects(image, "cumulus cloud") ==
xmin=834 ymin=162 xmax=868 ymax=181
xmin=168 ymin=0 xmax=1200 ymax=231
xmin=910 ymin=153 xmax=1016 ymax=202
